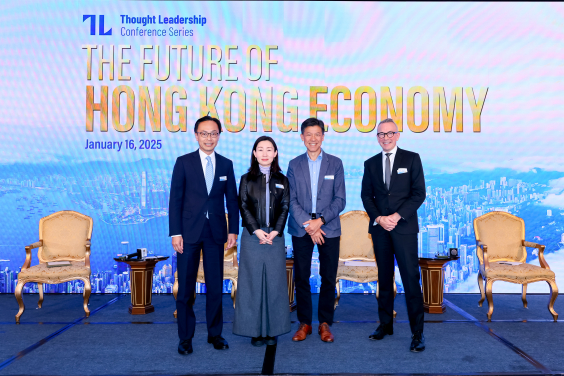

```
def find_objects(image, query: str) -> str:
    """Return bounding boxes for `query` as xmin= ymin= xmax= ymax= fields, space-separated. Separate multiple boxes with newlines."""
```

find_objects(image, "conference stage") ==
xmin=1 ymin=293 xmax=563 ymax=375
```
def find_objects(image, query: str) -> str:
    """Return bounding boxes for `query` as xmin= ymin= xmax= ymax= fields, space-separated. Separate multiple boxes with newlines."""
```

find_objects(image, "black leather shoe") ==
xmin=264 ymin=336 xmax=277 ymax=345
xmin=410 ymin=331 xmax=425 ymax=352
xmin=178 ymin=340 xmax=193 ymax=355
xmin=251 ymin=337 xmax=264 ymax=347
xmin=208 ymin=335 xmax=229 ymax=350
xmin=369 ymin=323 xmax=393 ymax=340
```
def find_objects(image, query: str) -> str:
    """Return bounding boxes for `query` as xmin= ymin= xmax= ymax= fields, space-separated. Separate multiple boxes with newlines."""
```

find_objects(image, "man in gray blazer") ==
xmin=287 ymin=117 xmax=346 ymax=343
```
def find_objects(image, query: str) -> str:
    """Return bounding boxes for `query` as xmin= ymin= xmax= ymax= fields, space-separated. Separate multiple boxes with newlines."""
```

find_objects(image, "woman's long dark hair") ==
xmin=247 ymin=136 xmax=282 ymax=180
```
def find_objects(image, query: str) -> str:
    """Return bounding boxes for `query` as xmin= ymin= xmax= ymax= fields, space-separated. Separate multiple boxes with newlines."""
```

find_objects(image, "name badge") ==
xmin=397 ymin=168 xmax=407 ymax=174
xmin=324 ymin=175 xmax=334 ymax=180
xmin=219 ymin=176 xmax=227 ymax=181
xmin=276 ymin=184 xmax=284 ymax=189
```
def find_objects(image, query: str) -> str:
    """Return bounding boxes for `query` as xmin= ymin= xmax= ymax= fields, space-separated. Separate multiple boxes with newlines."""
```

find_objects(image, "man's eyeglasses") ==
xmin=377 ymin=131 xmax=398 ymax=139
xmin=196 ymin=131 xmax=220 ymax=139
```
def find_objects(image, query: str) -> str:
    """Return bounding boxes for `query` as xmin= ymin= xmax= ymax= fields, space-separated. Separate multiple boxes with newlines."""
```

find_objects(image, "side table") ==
xmin=418 ymin=257 xmax=459 ymax=314
xmin=286 ymin=257 xmax=296 ymax=312
xmin=114 ymin=256 xmax=169 ymax=314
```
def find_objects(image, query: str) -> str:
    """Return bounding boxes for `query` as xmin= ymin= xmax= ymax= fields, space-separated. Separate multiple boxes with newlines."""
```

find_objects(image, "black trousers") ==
xmin=292 ymin=234 xmax=340 ymax=325
xmin=176 ymin=219 xmax=225 ymax=341
xmin=372 ymin=226 xmax=424 ymax=333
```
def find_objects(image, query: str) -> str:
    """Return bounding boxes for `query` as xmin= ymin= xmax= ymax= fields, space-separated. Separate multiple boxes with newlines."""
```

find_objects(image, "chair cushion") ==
xmin=483 ymin=262 xmax=555 ymax=283
xmin=18 ymin=262 xmax=90 ymax=283
xmin=336 ymin=261 xmax=378 ymax=282
xmin=196 ymin=261 xmax=238 ymax=283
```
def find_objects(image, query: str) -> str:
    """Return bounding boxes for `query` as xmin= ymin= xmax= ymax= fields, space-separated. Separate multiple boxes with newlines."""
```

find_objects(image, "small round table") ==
xmin=418 ymin=256 xmax=459 ymax=314
xmin=114 ymin=256 xmax=169 ymax=314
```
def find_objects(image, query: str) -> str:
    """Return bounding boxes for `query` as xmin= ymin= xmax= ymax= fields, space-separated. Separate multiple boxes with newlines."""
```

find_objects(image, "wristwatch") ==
xmin=320 ymin=215 xmax=326 ymax=225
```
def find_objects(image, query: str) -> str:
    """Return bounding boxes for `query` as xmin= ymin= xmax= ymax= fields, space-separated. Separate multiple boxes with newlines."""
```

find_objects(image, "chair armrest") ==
xmin=476 ymin=240 xmax=489 ymax=269
xmin=523 ymin=240 xmax=543 ymax=249
xmin=232 ymin=247 xmax=238 ymax=267
xmin=85 ymin=240 xmax=91 ymax=268
xmin=23 ymin=241 xmax=43 ymax=270
xmin=523 ymin=240 xmax=550 ymax=269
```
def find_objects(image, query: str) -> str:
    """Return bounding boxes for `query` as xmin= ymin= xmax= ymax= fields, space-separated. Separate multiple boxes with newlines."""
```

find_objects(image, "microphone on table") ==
xmin=117 ymin=249 xmax=145 ymax=261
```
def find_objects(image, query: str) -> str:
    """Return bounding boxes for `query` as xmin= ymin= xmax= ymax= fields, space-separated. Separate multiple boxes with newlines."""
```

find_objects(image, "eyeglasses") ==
xmin=196 ymin=131 xmax=220 ymax=139
xmin=377 ymin=131 xmax=398 ymax=139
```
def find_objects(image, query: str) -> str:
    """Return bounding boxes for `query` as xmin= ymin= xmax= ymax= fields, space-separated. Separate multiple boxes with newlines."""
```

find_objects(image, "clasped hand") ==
xmin=255 ymin=229 xmax=279 ymax=245
xmin=378 ymin=213 xmax=401 ymax=231
xmin=303 ymin=218 xmax=325 ymax=245
xmin=310 ymin=229 xmax=326 ymax=245
xmin=303 ymin=218 xmax=323 ymax=235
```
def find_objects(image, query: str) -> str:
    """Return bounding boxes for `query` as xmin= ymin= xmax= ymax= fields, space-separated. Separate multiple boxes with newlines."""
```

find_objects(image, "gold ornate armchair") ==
xmin=335 ymin=211 xmax=396 ymax=316
xmin=474 ymin=211 xmax=558 ymax=321
xmin=15 ymin=210 xmax=93 ymax=323
xmin=173 ymin=213 xmax=238 ymax=317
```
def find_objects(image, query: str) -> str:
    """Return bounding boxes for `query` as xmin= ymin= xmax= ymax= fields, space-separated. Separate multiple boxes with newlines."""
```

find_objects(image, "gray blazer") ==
xmin=287 ymin=151 xmax=346 ymax=238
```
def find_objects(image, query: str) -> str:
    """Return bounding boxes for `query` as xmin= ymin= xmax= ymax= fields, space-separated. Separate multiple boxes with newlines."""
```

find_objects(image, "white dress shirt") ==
xmin=374 ymin=145 xmax=398 ymax=226
xmin=199 ymin=148 xmax=216 ymax=178
xmin=172 ymin=149 xmax=216 ymax=237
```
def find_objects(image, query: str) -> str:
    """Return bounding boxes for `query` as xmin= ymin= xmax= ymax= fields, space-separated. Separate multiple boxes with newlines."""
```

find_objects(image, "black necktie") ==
xmin=385 ymin=153 xmax=392 ymax=190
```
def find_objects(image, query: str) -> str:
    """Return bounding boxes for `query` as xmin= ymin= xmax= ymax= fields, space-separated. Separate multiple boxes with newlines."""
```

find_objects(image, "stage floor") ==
xmin=0 ymin=293 xmax=562 ymax=376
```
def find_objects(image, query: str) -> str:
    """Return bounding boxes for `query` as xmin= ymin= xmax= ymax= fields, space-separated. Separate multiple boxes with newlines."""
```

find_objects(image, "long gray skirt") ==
xmin=233 ymin=228 xmax=291 ymax=337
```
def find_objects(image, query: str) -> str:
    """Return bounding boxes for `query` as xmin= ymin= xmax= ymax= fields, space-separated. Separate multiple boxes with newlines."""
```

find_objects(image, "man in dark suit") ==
xmin=361 ymin=118 xmax=426 ymax=352
xmin=169 ymin=116 xmax=239 ymax=355
xmin=287 ymin=118 xmax=346 ymax=343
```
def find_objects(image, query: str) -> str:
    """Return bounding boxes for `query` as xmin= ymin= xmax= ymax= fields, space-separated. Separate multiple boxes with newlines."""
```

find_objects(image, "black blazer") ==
xmin=239 ymin=171 xmax=290 ymax=236
xmin=168 ymin=150 xmax=239 ymax=244
xmin=361 ymin=147 xmax=426 ymax=235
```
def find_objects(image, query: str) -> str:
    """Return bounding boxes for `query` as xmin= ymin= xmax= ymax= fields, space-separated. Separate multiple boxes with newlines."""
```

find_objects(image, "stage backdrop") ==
xmin=1 ymin=1 xmax=563 ymax=295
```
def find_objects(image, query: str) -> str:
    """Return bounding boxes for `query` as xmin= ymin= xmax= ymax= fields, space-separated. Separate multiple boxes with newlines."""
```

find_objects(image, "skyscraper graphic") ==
xmin=141 ymin=171 xmax=148 ymax=215
xmin=426 ymin=224 xmax=444 ymax=256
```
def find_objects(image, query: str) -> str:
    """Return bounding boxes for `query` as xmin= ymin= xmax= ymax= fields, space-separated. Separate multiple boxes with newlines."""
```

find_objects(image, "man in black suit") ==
xmin=169 ymin=116 xmax=239 ymax=355
xmin=361 ymin=118 xmax=426 ymax=352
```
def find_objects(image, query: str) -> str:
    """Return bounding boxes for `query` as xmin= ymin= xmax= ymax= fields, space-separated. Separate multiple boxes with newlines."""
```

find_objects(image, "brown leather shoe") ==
xmin=318 ymin=322 xmax=334 ymax=343
xmin=292 ymin=323 xmax=312 ymax=342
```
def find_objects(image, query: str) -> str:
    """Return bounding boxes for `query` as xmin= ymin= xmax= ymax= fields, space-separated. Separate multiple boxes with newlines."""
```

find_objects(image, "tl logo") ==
xmin=83 ymin=15 xmax=112 ymax=35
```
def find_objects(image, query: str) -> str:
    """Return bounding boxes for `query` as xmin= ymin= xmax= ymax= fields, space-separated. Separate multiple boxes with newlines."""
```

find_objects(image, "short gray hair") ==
xmin=377 ymin=118 xmax=398 ymax=132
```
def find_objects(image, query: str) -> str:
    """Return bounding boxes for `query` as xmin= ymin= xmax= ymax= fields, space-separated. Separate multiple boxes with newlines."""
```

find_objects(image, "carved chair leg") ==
xmin=373 ymin=280 xmax=396 ymax=317
xmin=521 ymin=284 xmax=528 ymax=308
xmin=83 ymin=279 xmax=91 ymax=317
xmin=392 ymin=280 xmax=397 ymax=318
xmin=230 ymin=279 xmax=237 ymax=309
xmin=38 ymin=283 xmax=44 ymax=308
xmin=172 ymin=279 xmax=178 ymax=301
xmin=376 ymin=280 xmax=380 ymax=299
xmin=15 ymin=281 xmax=26 ymax=323
xmin=477 ymin=272 xmax=485 ymax=307
xmin=172 ymin=277 xmax=178 ymax=318
xmin=485 ymin=279 xmax=494 ymax=321
xmin=334 ymin=279 xmax=341 ymax=310
xmin=547 ymin=279 xmax=559 ymax=322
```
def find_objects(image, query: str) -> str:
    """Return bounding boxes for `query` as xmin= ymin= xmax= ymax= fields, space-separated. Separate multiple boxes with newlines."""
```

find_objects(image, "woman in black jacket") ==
xmin=233 ymin=136 xmax=291 ymax=346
